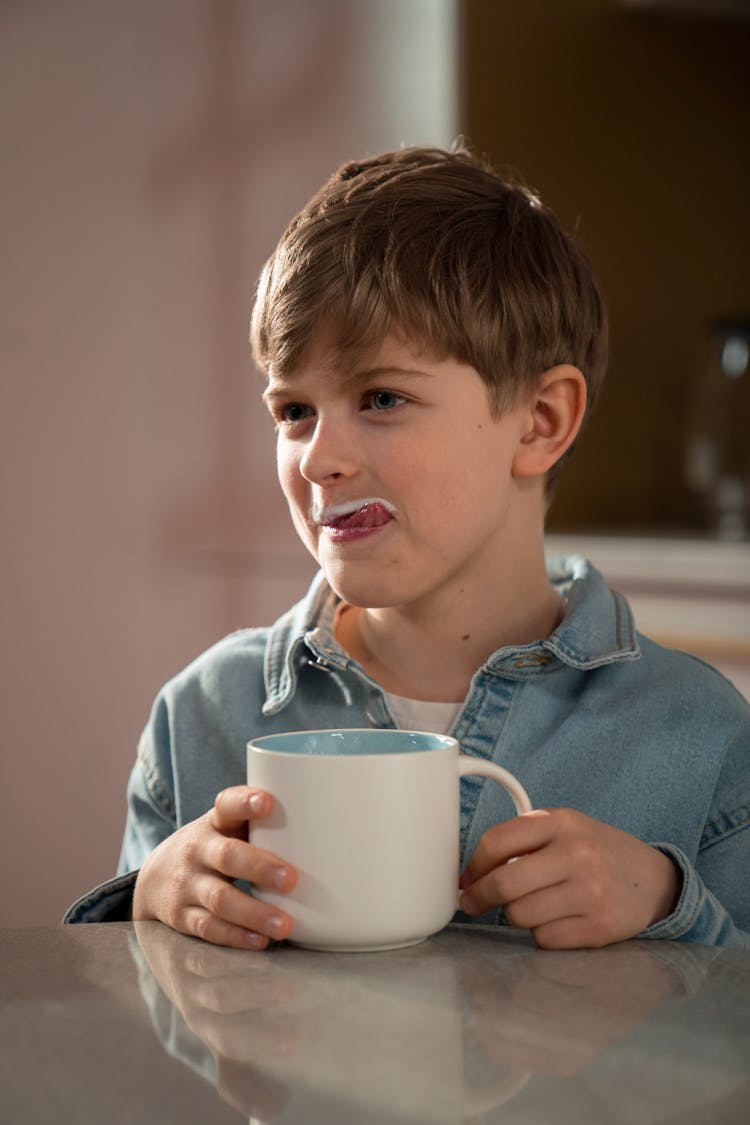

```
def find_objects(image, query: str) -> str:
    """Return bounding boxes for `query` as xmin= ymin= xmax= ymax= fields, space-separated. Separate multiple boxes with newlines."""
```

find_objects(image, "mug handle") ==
xmin=458 ymin=755 xmax=532 ymax=816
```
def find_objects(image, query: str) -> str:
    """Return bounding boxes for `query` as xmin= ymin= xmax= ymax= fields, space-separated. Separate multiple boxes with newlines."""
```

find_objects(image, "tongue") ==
xmin=338 ymin=502 xmax=391 ymax=530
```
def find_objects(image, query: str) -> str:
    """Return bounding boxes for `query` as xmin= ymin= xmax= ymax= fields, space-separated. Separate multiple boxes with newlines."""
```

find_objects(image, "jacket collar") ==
xmin=263 ymin=555 xmax=640 ymax=713
xmin=262 ymin=572 xmax=343 ymax=716
xmin=485 ymin=554 xmax=640 ymax=677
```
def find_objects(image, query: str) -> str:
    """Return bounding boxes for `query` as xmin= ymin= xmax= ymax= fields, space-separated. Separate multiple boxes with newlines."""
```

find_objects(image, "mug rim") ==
xmin=248 ymin=728 xmax=458 ymax=758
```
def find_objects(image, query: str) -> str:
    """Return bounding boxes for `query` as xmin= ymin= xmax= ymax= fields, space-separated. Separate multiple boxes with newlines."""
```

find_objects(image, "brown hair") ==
xmin=250 ymin=143 xmax=608 ymax=483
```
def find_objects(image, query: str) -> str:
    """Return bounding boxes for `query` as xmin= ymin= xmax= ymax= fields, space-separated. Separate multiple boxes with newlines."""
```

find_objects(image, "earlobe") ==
xmin=512 ymin=365 xmax=587 ymax=479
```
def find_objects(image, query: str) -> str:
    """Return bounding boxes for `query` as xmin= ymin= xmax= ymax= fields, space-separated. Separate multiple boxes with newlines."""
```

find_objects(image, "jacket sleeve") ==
xmin=641 ymin=724 xmax=750 ymax=949
xmin=64 ymin=697 xmax=178 ymax=924
xmin=640 ymin=839 xmax=750 ymax=949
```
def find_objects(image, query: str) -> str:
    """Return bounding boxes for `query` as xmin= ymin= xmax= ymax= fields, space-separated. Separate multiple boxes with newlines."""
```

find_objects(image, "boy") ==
xmin=66 ymin=145 xmax=750 ymax=949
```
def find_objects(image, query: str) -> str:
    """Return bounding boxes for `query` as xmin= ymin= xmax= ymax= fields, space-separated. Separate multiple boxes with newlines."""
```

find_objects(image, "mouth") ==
xmin=315 ymin=497 xmax=396 ymax=540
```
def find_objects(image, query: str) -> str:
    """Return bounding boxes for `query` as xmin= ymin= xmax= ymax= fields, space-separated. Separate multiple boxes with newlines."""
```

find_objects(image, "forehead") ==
xmin=265 ymin=330 xmax=425 ymax=393
xmin=264 ymin=329 xmax=448 ymax=394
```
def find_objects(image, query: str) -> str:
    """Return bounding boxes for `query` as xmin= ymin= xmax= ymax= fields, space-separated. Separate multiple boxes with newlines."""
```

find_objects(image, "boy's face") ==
xmin=263 ymin=332 xmax=534 ymax=613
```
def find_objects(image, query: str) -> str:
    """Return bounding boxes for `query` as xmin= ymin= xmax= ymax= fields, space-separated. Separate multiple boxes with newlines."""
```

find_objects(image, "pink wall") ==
xmin=0 ymin=0 xmax=456 ymax=926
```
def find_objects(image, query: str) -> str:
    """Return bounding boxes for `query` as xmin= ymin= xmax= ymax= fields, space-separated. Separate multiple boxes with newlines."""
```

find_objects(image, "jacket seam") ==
xmin=700 ymin=810 xmax=750 ymax=852
xmin=137 ymin=746 xmax=176 ymax=822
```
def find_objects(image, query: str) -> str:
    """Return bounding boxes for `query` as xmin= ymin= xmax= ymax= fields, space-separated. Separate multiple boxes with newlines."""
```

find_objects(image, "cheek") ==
xmin=276 ymin=447 xmax=316 ymax=544
xmin=276 ymin=444 xmax=299 ymax=499
xmin=424 ymin=439 xmax=504 ymax=526
xmin=392 ymin=446 xmax=466 ymax=513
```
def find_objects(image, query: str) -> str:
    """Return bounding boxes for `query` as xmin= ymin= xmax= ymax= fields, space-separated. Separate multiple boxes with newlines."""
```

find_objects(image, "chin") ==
xmin=329 ymin=587 xmax=393 ymax=610
xmin=323 ymin=570 xmax=404 ymax=610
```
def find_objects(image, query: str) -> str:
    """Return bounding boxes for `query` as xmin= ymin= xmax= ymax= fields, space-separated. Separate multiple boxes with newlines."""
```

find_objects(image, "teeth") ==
xmin=315 ymin=497 xmax=395 ymax=524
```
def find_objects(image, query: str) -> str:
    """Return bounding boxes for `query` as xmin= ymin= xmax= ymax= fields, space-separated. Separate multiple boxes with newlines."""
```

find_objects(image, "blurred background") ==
xmin=2 ymin=0 xmax=748 ymax=927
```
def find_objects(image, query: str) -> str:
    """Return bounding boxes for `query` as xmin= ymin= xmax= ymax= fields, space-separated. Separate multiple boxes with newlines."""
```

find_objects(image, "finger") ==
xmin=190 ymin=970 xmax=298 ymax=1015
xmin=531 ymin=914 xmax=621 ymax=950
xmin=180 ymin=942 xmax=298 ymax=995
xmin=179 ymin=905 xmax=271 ymax=951
xmin=460 ymin=809 xmax=556 ymax=885
xmin=502 ymin=881 xmax=577 ymax=930
xmin=460 ymin=847 xmax=570 ymax=916
xmin=193 ymin=876 xmax=295 ymax=943
xmin=205 ymin=834 xmax=297 ymax=894
xmin=523 ymin=870 xmax=651 ymax=948
xmin=210 ymin=787 xmax=273 ymax=832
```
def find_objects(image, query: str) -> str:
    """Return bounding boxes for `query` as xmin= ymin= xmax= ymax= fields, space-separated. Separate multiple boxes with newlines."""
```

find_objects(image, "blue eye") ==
xmin=368 ymin=390 xmax=405 ymax=412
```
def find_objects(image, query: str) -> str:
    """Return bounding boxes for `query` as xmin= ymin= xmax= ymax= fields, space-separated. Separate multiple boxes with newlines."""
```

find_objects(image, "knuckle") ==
xmin=555 ymin=807 xmax=580 ymax=834
xmin=503 ymin=901 xmax=523 ymax=927
xmin=198 ymin=982 xmax=225 ymax=1013
xmin=193 ymin=911 xmax=212 ymax=942
xmin=583 ymin=871 xmax=606 ymax=904
xmin=184 ymin=948 xmax=214 ymax=977
xmin=169 ymin=867 xmax=192 ymax=909
xmin=488 ymin=868 xmax=509 ymax=905
xmin=571 ymin=837 xmax=598 ymax=871
xmin=209 ymin=793 xmax=230 ymax=830
xmin=213 ymin=788 xmax=231 ymax=815
xmin=471 ymin=872 xmax=504 ymax=915
xmin=205 ymin=881 xmax=229 ymax=918
xmin=213 ymin=837 xmax=237 ymax=873
xmin=180 ymin=833 xmax=200 ymax=868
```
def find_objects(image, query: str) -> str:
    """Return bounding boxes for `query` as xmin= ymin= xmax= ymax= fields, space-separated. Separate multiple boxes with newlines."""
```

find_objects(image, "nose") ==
xmin=297 ymin=416 xmax=361 ymax=485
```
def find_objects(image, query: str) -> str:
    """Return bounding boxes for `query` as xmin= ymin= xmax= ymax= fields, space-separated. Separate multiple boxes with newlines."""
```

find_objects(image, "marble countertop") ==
xmin=2 ymin=922 xmax=749 ymax=1124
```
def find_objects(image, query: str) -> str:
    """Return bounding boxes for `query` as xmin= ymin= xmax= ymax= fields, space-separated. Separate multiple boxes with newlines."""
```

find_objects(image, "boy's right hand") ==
xmin=131 ymin=786 xmax=298 ymax=950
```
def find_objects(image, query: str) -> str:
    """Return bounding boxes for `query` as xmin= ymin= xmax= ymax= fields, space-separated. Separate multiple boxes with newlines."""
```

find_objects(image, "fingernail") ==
xmin=271 ymin=866 xmax=290 ymax=891
xmin=265 ymin=914 xmax=287 ymax=940
xmin=248 ymin=792 xmax=265 ymax=815
xmin=244 ymin=932 xmax=267 ymax=950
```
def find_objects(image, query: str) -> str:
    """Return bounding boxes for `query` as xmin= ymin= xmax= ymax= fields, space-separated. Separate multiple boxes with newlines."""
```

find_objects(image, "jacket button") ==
xmin=514 ymin=652 xmax=551 ymax=668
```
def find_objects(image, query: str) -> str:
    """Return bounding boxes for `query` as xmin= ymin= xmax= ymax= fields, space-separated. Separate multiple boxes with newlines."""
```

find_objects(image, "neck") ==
xmin=335 ymin=532 xmax=563 ymax=703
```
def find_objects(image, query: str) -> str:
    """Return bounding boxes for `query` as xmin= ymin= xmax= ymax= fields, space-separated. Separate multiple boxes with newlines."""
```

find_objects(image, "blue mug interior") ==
xmin=250 ymin=729 xmax=454 ymax=757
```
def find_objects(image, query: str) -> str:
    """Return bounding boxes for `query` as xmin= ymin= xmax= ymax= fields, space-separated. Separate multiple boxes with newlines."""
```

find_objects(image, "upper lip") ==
xmin=313 ymin=497 xmax=396 ymax=526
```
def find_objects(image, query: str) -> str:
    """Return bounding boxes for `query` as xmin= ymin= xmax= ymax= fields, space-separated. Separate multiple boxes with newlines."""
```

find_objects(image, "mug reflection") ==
xmin=131 ymin=922 xmax=706 ymax=1124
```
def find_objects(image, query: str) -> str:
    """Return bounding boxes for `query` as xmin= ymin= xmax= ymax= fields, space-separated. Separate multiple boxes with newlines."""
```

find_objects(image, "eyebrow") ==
xmin=263 ymin=365 xmax=432 ymax=400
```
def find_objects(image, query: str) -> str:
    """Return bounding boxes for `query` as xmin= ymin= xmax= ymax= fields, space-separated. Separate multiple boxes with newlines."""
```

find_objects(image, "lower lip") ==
xmin=321 ymin=520 xmax=393 ymax=544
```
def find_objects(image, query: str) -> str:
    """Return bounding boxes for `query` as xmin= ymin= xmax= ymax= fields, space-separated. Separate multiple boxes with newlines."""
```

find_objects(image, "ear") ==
xmin=512 ymin=365 xmax=587 ymax=479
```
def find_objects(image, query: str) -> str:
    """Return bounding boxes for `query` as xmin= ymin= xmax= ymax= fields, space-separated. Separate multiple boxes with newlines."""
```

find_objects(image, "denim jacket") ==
xmin=65 ymin=556 xmax=750 ymax=948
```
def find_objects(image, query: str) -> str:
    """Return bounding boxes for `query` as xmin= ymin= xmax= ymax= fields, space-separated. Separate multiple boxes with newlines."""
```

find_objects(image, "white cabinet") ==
xmin=547 ymin=536 xmax=750 ymax=701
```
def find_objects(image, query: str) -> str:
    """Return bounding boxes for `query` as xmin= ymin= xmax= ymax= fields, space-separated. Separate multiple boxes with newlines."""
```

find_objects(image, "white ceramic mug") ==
xmin=247 ymin=728 xmax=532 ymax=952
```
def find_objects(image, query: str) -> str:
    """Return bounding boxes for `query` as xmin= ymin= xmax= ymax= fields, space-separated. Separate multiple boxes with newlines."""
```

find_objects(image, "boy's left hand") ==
xmin=459 ymin=808 xmax=680 ymax=949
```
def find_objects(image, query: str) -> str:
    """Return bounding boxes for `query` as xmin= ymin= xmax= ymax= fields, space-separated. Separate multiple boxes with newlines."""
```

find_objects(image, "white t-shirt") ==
xmin=384 ymin=692 xmax=461 ymax=736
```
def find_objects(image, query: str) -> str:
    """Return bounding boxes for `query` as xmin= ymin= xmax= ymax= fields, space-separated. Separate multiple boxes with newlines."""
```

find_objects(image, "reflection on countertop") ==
xmin=130 ymin=922 xmax=750 ymax=1124
xmin=6 ymin=922 xmax=745 ymax=1124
